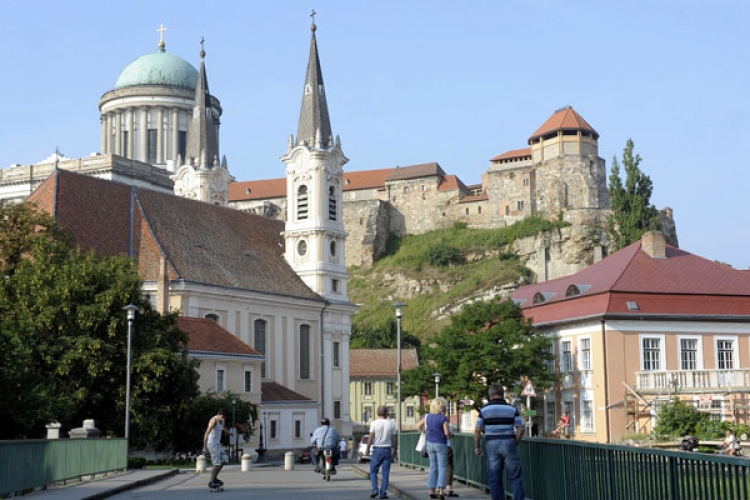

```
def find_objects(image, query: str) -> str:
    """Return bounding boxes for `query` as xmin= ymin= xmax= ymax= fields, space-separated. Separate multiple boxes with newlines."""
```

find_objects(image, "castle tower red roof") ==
xmin=528 ymin=106 xmax=598 ymax=142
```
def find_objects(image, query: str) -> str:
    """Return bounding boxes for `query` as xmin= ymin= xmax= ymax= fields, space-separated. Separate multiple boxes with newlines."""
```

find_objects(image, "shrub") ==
xmin=652 ymin=399 xmax=706 ymax=440
xmin=425 ymin=244 xmax=464 ymax=267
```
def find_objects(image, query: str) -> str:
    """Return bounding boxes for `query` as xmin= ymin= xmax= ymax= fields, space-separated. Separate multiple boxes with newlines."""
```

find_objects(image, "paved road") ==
xmin=24 ymin=460 xmax=489 ymax=500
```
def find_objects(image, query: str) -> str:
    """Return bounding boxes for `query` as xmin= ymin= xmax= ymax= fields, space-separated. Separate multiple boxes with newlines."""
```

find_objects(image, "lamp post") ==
xmin=434 ymin=372 xmax=441 ymax=399
xmin=256 ymin=411 xmax=266 ymax=462
xmin=231 ymin=395 xmax=237 ymax=462
xmin=122 ymin=303 xmax=139 ymax=442
xmin=393 ymin=301 xmax=406 ymax=434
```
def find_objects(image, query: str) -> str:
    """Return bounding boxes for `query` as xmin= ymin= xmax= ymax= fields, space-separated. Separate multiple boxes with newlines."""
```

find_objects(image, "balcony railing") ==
xmin=636 ymin=369 xmax=750 ymax=392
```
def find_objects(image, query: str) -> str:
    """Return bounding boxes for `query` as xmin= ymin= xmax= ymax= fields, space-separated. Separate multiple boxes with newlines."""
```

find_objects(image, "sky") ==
xmin=1 ymin=1 xmax=749 ymax=269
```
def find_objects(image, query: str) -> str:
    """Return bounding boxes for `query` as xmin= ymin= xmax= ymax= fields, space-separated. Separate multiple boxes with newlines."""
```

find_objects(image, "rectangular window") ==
xmin=386 ymin=382 xmax=394 ymax=396
xmin=561 ymin=340 xmax=573 ymax=372
xmin=294 ymin=419 xmax=302 ymax=439
xmin=717 ymin=339 xmax=735 ymax=370
xmin=580 ymin=338 xmax=592 ymax=371
xmin=332 ymin=279 xmax=339 ymax=293
xmin=363 ymin=405 xmax=373 ymax=423
xmin=122 ymin=131 xmax=128 ymax=157
xmin=680 ymin=338 xmax=698 ymax=370
xmin=254 ymin=320 xmax=267 ymax=379
xmin=386 ymin=405 xmax=395 ymax=418
xmin=407 ymin=405 xmax=415 ymax=418
xmin=642 ymin=337 xmax=661 ymax=371
xmin=244 ymin=369 xmax=253 ymax=393
xmin=334 ymin=401 xmax=341 ymax=420
xmin=582 ymin=400 xmax=594 ymax=432
xmin=147 ymin=129 xmax=157 ymax=163
xmin=546 ymin=343 xmax=556 ymax=374
xmin=563 ymin=401 xmax=574 ymax=434
xmin=299 ymin=324 xmax=311 ymax=379
xmin=178 ymin=130 xmax=187 ymax=159
xmin=270 ymin=419 xmax=277 ymax=439
xmin=216 ymin=367 xmax=226 ymax=392
xmin=333 ymin=341 xmax=340 ymax=367
xmin=545 ymin=401 xmax=557 ymax=433
xmin=364 ymin=382 xmax=372 ymax=396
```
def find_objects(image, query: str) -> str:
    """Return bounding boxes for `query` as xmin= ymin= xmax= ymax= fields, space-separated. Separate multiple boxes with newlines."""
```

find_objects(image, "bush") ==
xmin=696 ymin=419 xmax=732 ymax=440
xmin=652 ymin=399 xmax=706 ymax=440
xmin=425 ymin=244 xmax=464 ymax=267
xmin=128 ymin=456 xmax=148 ymax=469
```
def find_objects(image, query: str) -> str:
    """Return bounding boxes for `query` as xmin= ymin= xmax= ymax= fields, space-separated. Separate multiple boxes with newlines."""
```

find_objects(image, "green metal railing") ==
xmin=0 ymin=438 xmax=128 ymax=496
xmin=400 ymin=433 xmax=750 ymax=500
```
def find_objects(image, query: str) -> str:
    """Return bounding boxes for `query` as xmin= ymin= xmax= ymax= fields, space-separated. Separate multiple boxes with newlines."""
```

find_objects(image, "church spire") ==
xmin=185 ymin=37 xmax=219 ymax=167
xmin=296 ymin=12 xmax=332 ymax=149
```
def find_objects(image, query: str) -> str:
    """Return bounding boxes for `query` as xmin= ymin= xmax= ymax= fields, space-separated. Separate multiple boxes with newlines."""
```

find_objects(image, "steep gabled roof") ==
xmin=529 ymin=106 xmax=598 ymax=142
xmin=350 ymin=348 xmax=419 ymax=378
xmin=511 ymin=236 xmax=750 ymax=326
xmin=261 ymin=381 xmax=314 ymax=403
xmin=296 ymin=22 xmax=332 ymax=149
xmin=229 ymin=178 xmax=286 ymax=201
xmin=180 ymin=317 xmax=262 ymax=356
xmin=28 ymin=169 xmax=324 ymax=302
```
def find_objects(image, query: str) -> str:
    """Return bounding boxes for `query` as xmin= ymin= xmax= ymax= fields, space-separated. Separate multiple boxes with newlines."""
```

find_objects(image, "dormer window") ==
xmin=565 ymin=284 xmax=592 ymax=297
xmin=532 ymin=292 xmax=556 ymax=304
xmin=627 ymin=301 xmax=640 ymax=311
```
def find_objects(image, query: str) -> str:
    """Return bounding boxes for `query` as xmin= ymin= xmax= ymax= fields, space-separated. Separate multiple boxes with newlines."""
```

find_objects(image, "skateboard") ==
xmin=208 ymin=481 xmax=224 ymax=493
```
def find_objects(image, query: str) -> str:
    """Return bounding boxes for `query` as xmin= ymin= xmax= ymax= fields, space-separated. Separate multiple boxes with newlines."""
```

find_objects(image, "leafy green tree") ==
xmin=0 ymin=204 xmax=200 ymax=449
xmin=608 ymin=139 xmax=661 ymax=249
xmin=402 ymin=299 xmax=554 ymax=412
xmin=350 ymin=317 xmax=420 ymax=350
xmin=652 ymin=399 xmax=706 ymax=440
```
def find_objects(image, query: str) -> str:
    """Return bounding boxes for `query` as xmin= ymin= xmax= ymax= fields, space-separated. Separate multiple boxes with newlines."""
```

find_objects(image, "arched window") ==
xmin=254 ymin=319 xmax=267 ymax=379
xmin=205 ymin=313 xmax=219 ymax=322
xmin=328 ymin=186 xmax=337 ymax=221
xmin=297 ymin=185 xmax=308 ymax=220
xmin=299 ymin=324 xmax=311 ymax=379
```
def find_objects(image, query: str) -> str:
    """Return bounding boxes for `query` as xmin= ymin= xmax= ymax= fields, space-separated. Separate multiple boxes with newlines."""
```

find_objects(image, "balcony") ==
xmin=636 ymin=369 xmax=750 ymax=393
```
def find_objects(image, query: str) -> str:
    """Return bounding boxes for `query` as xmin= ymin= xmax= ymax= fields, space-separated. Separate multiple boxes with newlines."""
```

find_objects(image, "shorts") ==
xmin=207 ymin=443 xmax=228 ymax=466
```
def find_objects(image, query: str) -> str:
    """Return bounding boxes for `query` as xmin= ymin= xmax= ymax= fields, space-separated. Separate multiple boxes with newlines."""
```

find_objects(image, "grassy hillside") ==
xmin=348 ymin=218 xmax=569 ymax=340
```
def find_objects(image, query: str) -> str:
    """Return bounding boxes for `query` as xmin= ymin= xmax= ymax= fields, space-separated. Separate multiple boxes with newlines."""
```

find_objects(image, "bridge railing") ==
xmin=0 ymin=438 xmax=127 ymax=496
xmin=399 ymin=433 xmax=750 ymax=500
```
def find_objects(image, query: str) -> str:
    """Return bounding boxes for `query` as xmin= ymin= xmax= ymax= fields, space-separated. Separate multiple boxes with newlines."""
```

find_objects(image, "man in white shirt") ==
xmin=365 ymin=405 xmax=398 ymax=499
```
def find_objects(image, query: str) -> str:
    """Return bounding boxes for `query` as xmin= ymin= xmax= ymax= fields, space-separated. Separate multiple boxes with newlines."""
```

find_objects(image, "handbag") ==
xmin=415 ymin=432 xmax=427 ymax=454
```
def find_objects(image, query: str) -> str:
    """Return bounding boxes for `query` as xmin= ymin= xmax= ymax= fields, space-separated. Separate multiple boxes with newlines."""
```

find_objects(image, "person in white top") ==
xmin=365 ymin=405 xmax=398 ymax=499
xmin=203 ymin=409 xmax=228 ymax=487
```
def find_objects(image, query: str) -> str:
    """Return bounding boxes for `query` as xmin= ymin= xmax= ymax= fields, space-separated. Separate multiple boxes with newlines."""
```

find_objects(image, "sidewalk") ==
xmin=22 ymin=460 xmax=489 ymax=500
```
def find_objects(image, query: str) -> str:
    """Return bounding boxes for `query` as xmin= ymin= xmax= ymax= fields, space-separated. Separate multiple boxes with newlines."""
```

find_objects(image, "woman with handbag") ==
xmin=417 ymin=397 xmax=451 ymax=499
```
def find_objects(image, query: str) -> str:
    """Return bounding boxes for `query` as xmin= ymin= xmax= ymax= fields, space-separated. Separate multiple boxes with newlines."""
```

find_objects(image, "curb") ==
xmin=82 ymin=469 xmax=179 ymax=500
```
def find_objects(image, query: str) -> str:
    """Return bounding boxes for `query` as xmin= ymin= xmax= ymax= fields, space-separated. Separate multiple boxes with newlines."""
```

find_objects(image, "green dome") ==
xmin=115 ymin=49 xmax=198 ymax=90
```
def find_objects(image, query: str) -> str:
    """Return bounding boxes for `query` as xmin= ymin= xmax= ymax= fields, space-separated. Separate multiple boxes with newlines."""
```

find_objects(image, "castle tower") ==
xmin=281 ymin=17 xmax=355 ymax=435
xmin=171 ymin=40 xmax=234 ymax=205
xmin=527 ymin=106 xmax=609 ymax=220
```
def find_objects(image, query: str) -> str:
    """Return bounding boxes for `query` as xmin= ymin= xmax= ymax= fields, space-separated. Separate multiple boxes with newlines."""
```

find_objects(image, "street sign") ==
xmin=522 ymin=380 xmax=536 ymax=397
xmin=459 ymin=399 xmax=474 ymax=406
xmin=523 ymin=410 xmax=537 ymax=416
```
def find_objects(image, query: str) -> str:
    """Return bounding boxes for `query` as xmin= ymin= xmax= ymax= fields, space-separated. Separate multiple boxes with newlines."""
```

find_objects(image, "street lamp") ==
xmin=434 ymin=372 xmax=441 ymax=399
xmin=256 ymin=411 xmax=266 ymax=462
xmin=122 ymin=303 xmax=140 ymax=442
xmin=231 ymin=395 xmax=237 ymax=462
xmin=393 ymin=301 xmax=406 ymax=434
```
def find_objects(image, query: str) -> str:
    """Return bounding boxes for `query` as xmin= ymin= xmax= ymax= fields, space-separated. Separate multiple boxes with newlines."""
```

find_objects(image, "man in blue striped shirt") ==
xmin=474 ymin=383 xmax=525 ymax=500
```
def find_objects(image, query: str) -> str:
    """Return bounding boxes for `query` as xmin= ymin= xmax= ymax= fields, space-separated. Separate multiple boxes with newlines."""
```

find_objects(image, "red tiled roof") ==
xmin=229 ymin=178 xmax=286 ymax=201
xmin=490 ymin=148 xmax=532 ymax=162
xmin=459 ymin=193 xmax=489 ymax=203
xmin=28 ymin=170 xmax=324 ymax=302
xmin=350 ymin=348 xmax=419 ymax=378
xmin=511 ymin=237 xmax=750 ymax=326
xmin=180 ymin=317 xmax=261 ymax=356
xmin=261 ymin=381 xmax=313 ymax=403
xmin=343 ymin=168 xmax=394 ymax=191
xmin=529 ymin=106 xmax=598 ymax=141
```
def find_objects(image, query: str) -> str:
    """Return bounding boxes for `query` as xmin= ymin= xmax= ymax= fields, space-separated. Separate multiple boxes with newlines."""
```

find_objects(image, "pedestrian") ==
xmin=366 ymin=405 xmax=398 ymax=499
xmin=340 ymin=437 xmax=348 ymax=459
xmin=474 ymin=383 xmax=525 ymax=500
xmin=202 ymin=408 xmax=228 ymax=489
xmin=311 ymin=417 xmax=340 ymax=473
xmin=417 ymin=397 xmax=450 ymax=499
xmin=444 ymin=411 xmax=458 ymax=497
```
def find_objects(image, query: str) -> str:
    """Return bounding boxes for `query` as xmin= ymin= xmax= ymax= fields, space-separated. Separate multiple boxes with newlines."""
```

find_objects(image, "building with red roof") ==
xmin=510 ymin=231 xmax=750 ymax=443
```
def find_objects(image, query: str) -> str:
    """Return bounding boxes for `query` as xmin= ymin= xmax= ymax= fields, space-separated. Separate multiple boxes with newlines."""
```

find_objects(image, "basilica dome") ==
xmin=114 ymin=47 xmax=198 ymax=90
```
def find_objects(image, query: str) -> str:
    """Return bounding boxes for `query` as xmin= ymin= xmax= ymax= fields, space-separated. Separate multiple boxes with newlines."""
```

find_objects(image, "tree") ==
xmin=402 ymin=299 xmax=554 ymax=412
xmin=652 ymin=399 xmax=706 ymax=440
xmin=0 ymin=204 xmax=201 ymax=448
xmin=608 ymin=139 xmax=661 ymax=249
xmin=350 ymin=317 xmax=420 ymax=350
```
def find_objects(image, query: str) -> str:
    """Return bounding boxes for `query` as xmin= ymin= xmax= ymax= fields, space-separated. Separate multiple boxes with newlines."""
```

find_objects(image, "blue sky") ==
xmin=1 ymin=1 xmax=748 ymax=269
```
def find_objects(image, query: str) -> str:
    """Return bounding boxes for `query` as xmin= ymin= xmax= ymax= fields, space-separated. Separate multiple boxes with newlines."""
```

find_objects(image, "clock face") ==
xmin=297 ymin=240 xmax=307 ymax=257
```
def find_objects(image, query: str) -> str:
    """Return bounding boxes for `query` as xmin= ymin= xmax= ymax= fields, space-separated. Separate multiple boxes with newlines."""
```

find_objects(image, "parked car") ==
xmin=357 ymin=435 xmax=370 ymax=463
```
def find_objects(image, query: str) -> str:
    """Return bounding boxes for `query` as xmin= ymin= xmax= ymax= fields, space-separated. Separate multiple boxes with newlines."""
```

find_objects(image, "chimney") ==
xmin=641 ymin=231 xmax=666 ymax=259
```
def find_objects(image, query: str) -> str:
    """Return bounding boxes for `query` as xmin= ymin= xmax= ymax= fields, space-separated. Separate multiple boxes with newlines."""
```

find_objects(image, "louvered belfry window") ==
xmin=328 ymin=186 xmax=337 ymax=220
xmin=297 ymin=185 xmax=309 ymax=220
